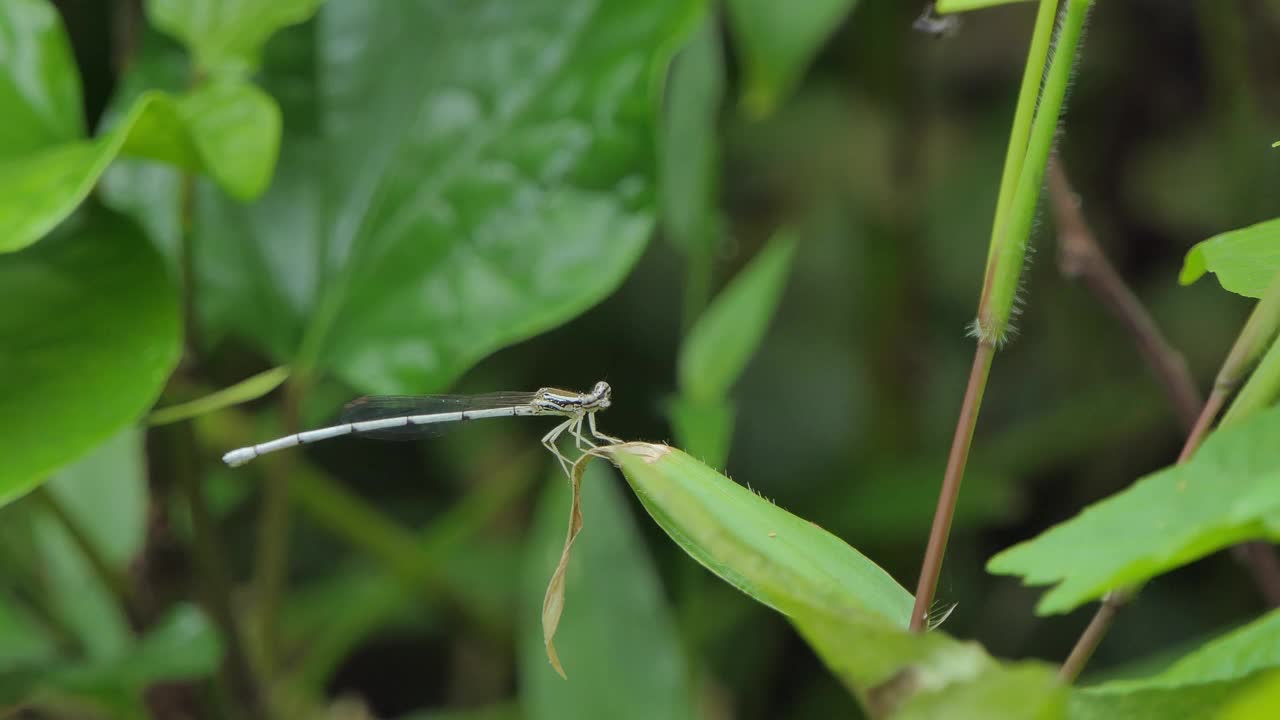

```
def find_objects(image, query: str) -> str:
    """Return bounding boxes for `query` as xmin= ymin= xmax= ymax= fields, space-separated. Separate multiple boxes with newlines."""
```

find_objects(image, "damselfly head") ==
xmin=592 ymin=381 xmax=612 ymax=409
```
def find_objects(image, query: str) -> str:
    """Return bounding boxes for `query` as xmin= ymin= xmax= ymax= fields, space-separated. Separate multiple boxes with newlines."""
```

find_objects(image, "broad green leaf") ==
xmin=43 ymin=429 xmax=147 ymax=565
xmin=30 ymin=434 xmax=146 ymax=662
xmin=1085 ymin=609 xmax=1280 ymax=693
xmin=118 ymin=81 xmax=283 ymax=200
xmin=725 ymin=0 xmax=858 ymax=116
xmin=937 ymin=0 xmax=1035 ymax=12
xmin=1068 ymin=674 xmax=1273 ymax=720
xmin=1 ymin=604 xmax=221 ymax=718
xmin=678 ymin=229 xmax=797 ymax=401
xmin=0 ymin=0 xmax=83 ymax=157
xmin=520 ymin=466 xmax=694 ymax=718
xmin=0 ymin=594 xmax=58 ymax=671
xmin=1180 ymin=218 xmax=1280 ymax=298
xmin=596 ymin=444 xmax=1062 ymax=718
xmin=665 ymin=394 xmax=734 ymax=470
xmin=197 ymin=0 xmax=699 ymax=395
xmin=0 ymin=211 xmax=179 ymax=507
xmin=988 ymin=405 xmax=1280 ymax=615
xmin=149 ymin=366 xmax=290 ymax=425
xmin=659 ymin=10 xmax=724 ymax=255
xmin=0 ymin=82 xmax=281 ymax=253
xmin=1218 ymin=669 xmax=1280 ymax=720
xmin=791 ymin=606 xmax=1065 ymax=715
xmin=602 ymin=443 xmax=913 ymax=626
xmin=146 ymin=0 xmax=323 ymax=77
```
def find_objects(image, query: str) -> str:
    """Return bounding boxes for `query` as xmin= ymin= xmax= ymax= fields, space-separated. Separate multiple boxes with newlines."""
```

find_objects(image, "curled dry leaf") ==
xmin=540 ymin=442 xmax=668 ymax=677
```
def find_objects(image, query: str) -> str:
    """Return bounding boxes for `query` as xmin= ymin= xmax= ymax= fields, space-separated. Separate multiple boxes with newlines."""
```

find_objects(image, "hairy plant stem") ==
xmin=984 ymin=0 xmax=1060 ymax=261
xmin=254 ymin=376 xmax=307 ymax=673
xmin=911 ymin=341 xmax=994 ymax=631
xmin=913 ymin=0 xmax=1087 ymax=633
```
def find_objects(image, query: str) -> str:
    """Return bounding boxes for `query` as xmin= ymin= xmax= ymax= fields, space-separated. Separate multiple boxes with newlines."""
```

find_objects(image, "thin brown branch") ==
xmin=1058 ymin=588 xmax=1132 ymax=682
xmin=911 ymin=341 xmax=995 ymax=632
xmin=1047 ymin=160 xmax=1201 ymax=429
xmin=1051 ymin=162 xmax=1280 ymax=681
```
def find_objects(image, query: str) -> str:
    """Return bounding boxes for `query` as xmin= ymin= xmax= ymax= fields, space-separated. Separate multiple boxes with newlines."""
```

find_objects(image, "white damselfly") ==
xmin=222 ymin=381 xmax=619 ymax=474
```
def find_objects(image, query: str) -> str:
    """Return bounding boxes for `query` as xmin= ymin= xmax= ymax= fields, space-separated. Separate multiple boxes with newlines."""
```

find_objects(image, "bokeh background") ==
xmin=33 ymin=0 xmax=1280 ymax=717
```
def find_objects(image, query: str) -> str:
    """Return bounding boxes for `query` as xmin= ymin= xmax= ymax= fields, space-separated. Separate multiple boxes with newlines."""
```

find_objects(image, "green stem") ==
xmin=30 ymin=486 xmax=137 ymax=623
xmin=911 ymin=341 xmax=994 ymax=631
xmin=254 ymin=376 xmax=308 ymax=671
xmin=168 ymin=422 xmax=265 ymax=719
xmin=1060 ymin=272 xmax=1280 ymax=680
xmin=682 ymin=243 xmax=715 ymax=335
xmin=984 ymin=0 xmax=1060 ymax=261
xmin=291 ymin=448 xmax=536 ymax=689
xmin=913 ymin=0 xmax=1091 ymax=632
xmin=977 ymin=0 xmax=1091 ymax=343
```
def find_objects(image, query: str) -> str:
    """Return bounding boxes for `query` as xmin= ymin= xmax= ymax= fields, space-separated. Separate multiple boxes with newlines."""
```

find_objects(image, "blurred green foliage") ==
xmin=1 ymin=0 xmax=1279 ymax=718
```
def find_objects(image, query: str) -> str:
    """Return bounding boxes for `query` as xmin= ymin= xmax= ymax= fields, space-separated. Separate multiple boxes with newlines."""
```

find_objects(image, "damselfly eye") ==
xmin=593 ymin=381 xmax=611 ymax=400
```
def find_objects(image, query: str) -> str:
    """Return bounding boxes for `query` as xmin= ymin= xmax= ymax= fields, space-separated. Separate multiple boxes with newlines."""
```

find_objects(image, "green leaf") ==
xmin=0 ymin=82 xmax=282 ymax=253
xmin=1068 ymin=674 xmax=1273 ymax=720
xmin=665 ymin=394 xmax=734 ymax=470
xmin=0 ymin=0 xmax=84 ymax=157
xmin=678 ymin=229 xmax=797 ymax=401
xmin=988 ymin=405 xmax=1280 ymax=615
xmin=659 ymin=10 xmax=724 ymax=255
xmin=1218 ymin=669 xmax=1280 ymax=720
xmin=2 ymin=604 xmax=222 ymax=717
xmin=0 ymin=594 xmax=59 ymax=671
xmin=594 ymin=444 xmax=1062 ymax=718
xmin=0 ymin=211 xmax=180 ymax=508
xmin=146 ymin=0 xmax=324 ymax=77
xmin=119 ymin=81 xmax=283 ymax=199
xmin=44 ymin=429 xmax=148 ymax=565
xmin=1085 ymin=609 xmax=1280 ymax=693
xmin=936 ymin=0 xmax=1035 ymax=12
xmin=26 ymin=430 xmax=147 ymax=661
xmin=149 ymin=366 xmax=290 ymax=425
xmin=520 ymin=466 xmax=695 ymax=718
xmin=197 ymin=0 xmax=699 ymax=394
xmin=602 ymin=443 xmax=913 ymax=627
xmin=1179 ymin=217 xmax=1280 ymax=298
xmin=725 ymin=0 xmax=858 ymax=116
xmin=789 ymin=605 xmax=1066 ymax=714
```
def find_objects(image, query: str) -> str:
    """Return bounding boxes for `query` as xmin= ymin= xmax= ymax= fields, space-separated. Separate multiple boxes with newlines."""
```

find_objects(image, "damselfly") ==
xmin=222 ymin=381 xmax=619 ymax=474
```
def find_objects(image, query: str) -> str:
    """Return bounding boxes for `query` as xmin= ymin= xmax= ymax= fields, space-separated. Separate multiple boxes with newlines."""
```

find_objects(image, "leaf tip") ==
xmin=1178 ymin=243 xmax=1208 ymax=286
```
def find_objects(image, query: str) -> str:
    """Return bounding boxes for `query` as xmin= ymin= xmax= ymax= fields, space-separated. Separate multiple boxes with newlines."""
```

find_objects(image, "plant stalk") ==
xmin=253 ymin=376 xmax=307 ymax=672
xmin=911 ymin=341 xmax=994 ymax=631
xmin=166 ymin=422 xmax=265 ymax=719
xmin=913 ymin=0 xmax=1089 ymax=632
xmin=1059 ymin=274 xmax=1280 ymax=680
xmin=31 ymin=485 xmax=139 ymax=623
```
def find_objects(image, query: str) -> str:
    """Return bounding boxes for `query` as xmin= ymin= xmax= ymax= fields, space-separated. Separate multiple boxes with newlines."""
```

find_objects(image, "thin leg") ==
xmin=570 ymin=414 xmax=596 ymax=450
xmin=541 ymin=418 xmax=574 ymax=477
xmin=589 ymin=412 xmax=622 ymax=445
